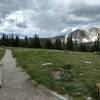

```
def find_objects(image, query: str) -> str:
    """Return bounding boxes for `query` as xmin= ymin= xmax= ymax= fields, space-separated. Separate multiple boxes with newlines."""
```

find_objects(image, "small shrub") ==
xmin=85 ymin=81 xmax=99 ymax=99
xmin=61 ymin=64 xmax=74 ymax=82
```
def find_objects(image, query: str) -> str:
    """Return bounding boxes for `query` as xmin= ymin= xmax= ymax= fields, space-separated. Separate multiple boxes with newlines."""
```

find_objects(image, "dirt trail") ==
xmin=0 ymin=49 xmax=65 ymax=100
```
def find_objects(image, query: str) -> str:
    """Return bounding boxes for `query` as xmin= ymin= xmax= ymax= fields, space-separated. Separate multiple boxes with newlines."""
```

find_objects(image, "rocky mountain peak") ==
xmin=65 ymin=27 xmax=100 ymax=43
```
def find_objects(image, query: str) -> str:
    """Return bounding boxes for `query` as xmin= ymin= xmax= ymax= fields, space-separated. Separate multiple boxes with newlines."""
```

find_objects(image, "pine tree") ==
xmin=32 ymin=34 xmax=41 ymax=48
xmin=45 ymin=39 xmax=53 ymax=49
xmin=93 ymin=37 xmax=100 ymax=51
xmin=73 ymin=40 xmax=78 ymax=51
xmin=24 ymin=35 xmax=28 ymax=47
xmin=6 ymin=34 xmax=9 ymax=46
xmin=14 ymin=35 xmax=19 ymax=47
xmin=67 ymin=36 xmax=73 ymax=50
xmin=79 ymin=43 xmax=87 ymax=52
xmin=54 ymin=38 xmax=62 ymax=49
xmin=9 ymin=34 xmax=15 ymax=47
xmin=0 ymin=34 xmax=6 ymax=46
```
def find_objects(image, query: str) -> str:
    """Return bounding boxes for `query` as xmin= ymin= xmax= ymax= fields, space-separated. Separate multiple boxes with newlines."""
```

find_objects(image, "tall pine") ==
xmin=67 ymin=36 xmax=73 ymax=50
xmin=79 ymin=43 xmax=87 ymax=52
xmin=24 ymin=35 xmax=28 ymax=47
xmin=14 ymin=35 xmax=19 ymax=47
xmin=54 ymin=38 xmax=62 ymax=50
xmin=93 ymin=37 xmax=100 ymax=51
xmin=32 ymin=34 xmax=41 ymax=48
xmin=45 ymin=39 xmax=53 ymax=49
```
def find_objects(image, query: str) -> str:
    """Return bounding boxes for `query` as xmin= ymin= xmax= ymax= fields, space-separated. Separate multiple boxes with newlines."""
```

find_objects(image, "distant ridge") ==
xmin=65 ymin=27 xmax=100 ymax=43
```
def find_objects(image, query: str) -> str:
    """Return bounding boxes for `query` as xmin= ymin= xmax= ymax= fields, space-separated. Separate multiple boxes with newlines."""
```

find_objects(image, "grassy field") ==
xmin=12 ymin=48 xmax=100 ymax=100
xmin=0 ymin=47 xmax=5 ymax=59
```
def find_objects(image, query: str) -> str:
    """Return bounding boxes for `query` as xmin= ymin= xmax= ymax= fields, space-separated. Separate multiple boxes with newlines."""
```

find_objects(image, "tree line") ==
xmin=66 ymin=36 xmax=100 ymax=52
xmin=0 ymin=33 xmax=100 ymax=52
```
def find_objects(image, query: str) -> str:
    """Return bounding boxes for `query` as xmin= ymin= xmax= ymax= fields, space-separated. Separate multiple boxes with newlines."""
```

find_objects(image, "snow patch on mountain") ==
xmin=65 ymin=27 xmax=100 ymax=43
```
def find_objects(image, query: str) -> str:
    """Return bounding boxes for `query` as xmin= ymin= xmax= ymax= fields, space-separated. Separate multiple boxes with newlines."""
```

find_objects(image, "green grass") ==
xmin=0 ymin=47 xmax=5 ymax=59
xmin=12 ymin=48 xmax=100 ymax=100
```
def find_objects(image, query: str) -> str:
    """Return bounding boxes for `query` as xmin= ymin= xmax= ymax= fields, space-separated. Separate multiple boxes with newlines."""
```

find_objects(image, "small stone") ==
xmin=94 ymin=51 xmax=97 ymax=54
xmin=84 ymin=61 xmax=92 ymax=64
xmin=93 ymin=69 xmax=96 ymax=72
xmin=59 ymin=68 xmax=64 ymax=72
xmin=79 ymin=73 xmax=84 ymax=76
xmin=42 ymin=63 xmax=52 ymax=66
xmin=53 ymin=70 xmax=63 ymax=80
xmin=87 ymin=97 xmax=92 ymax=100
xmin=76 ymin=92 xmax=81 ymax=95
xmin=96 ymin=83 xmax=100 ymax=96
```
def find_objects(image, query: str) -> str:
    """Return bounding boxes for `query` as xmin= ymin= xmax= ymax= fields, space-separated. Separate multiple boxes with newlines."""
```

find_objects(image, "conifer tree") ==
xmin=54 ymin=38 xmax=62 ymax=49
xmin=67 ymin=36 xmax=73 ymax=50
xmin=93 ymin=37 xmax=100 ymax=51
xmin=24 ymin=35 xmax=28 ymax=47
xmin=45 ymin=39 xmax=53 ymax=49
xmin=79 ymin=43 xmax=87 ymax=52
xmin=9 ymin=34 xmax=14 ymax=47
xmin=14 ymin=35 xmax=19 ymax=47
xmin=0 ymin=34 xmax=6 ymax=46
xmin=32 ymin=34 xmax=41 ymax=48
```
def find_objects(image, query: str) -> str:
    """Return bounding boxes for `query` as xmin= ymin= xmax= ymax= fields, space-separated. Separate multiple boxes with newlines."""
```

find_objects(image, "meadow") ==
xmin=0 ymin=48 xmax=5 ymax=59
xmin=12 ymin=48 xmax=100 ymax=100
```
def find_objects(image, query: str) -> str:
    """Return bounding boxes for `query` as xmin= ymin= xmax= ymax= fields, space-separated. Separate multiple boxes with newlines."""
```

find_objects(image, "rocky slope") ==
xmin=65 ymin=27 xmax=100 ymax=43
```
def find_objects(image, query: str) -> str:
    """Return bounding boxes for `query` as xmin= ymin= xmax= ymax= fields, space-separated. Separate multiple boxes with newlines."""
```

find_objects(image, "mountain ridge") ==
xmin=65 ymin=27 xmax=100 ymax=43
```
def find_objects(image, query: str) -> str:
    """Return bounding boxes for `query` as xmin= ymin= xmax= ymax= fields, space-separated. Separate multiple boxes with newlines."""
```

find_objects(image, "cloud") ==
xmin=0 ymin=0 xmax=100 ymax=37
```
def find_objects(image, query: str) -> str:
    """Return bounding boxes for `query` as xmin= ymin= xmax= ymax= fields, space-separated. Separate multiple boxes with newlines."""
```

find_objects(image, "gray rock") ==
xmin=42 ymin=63 xmax=52 ymax=66
xmin=86 ymin=97 xmax=92 ymax=100
xmin=84 ymin=61 xmax=92 ymax=64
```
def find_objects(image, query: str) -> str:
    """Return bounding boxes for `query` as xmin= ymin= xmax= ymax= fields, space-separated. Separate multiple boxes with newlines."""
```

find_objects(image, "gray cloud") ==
xmin=0 ymin=0 xmax=100 ymax=37
xmin=71 ymin=4 xmax=100 ymax=16
xmin=16 ymin=22 xmax=27 ymax=28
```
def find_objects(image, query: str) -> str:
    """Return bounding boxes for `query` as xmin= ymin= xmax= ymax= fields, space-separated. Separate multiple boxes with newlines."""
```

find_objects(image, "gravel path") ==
xmin=0 ymin=49 xmax=63 ymax=100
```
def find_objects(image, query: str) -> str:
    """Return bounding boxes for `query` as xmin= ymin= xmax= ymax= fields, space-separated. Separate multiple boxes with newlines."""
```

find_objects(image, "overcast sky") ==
xmin=0 ymin=0 xmax=100 ymax=37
